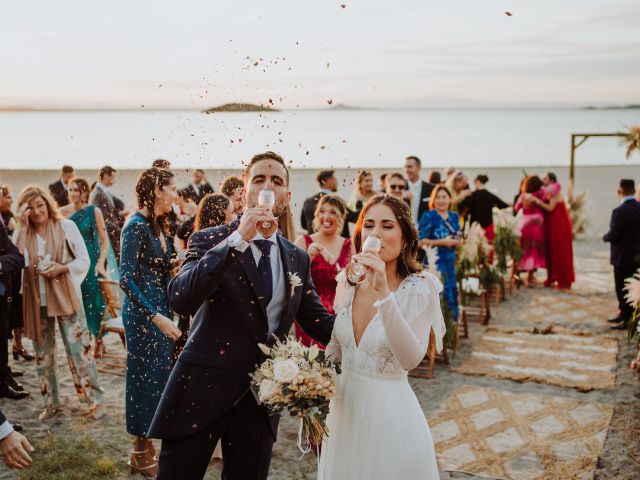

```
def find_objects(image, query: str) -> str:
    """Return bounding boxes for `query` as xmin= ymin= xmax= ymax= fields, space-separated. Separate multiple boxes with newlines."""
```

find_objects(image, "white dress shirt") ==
xmin=408 ymin=179 xmax=422 ymax=223
xmin=227 ymin=230 xmax=287 ymax=336
xmin=0 ymin=421 xmax=13 ymax=441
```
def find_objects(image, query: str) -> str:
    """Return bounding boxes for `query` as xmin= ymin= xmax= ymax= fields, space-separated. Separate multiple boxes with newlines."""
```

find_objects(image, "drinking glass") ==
xmin=345 ymin=235 xmax=382 ymax=284
xmin=257 ymin=188 xmax=278 ymax=237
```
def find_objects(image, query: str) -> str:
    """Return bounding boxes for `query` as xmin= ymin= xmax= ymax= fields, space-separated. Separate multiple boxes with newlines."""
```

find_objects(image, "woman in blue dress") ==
xmin=120 ymin=167 xmax=181 ymax=477
xmin=59 ymin=178 xmax=120 ymax=356
xmin=418 ymin=184 xmax=462 ymax=321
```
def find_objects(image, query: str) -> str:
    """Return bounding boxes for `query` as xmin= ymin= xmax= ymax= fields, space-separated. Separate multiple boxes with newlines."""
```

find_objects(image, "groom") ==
xmin=149 ymin=152 xmax=335 ymax=479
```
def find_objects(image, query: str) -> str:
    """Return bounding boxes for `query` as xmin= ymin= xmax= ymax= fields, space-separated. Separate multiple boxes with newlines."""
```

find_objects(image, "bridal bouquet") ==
xmin=251 ymin=338 xmax=340 ymax=453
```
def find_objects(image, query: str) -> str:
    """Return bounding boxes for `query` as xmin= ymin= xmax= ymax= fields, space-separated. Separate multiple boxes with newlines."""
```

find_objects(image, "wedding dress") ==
xmin=317 ymin=270 xmax=445 ymax=480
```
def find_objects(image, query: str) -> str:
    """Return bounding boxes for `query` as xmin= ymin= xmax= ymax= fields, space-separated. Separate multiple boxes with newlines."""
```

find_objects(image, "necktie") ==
xmin=253 ymin=239 xmax=273 ymax=308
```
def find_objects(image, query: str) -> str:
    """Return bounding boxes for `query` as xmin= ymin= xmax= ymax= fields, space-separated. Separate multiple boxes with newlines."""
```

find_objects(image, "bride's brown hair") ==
xmin=352 ymin=194 xmax=423 ymax=279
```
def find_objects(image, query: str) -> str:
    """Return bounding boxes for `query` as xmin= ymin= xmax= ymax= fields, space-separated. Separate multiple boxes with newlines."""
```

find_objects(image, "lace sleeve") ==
xmin=325 ymin=324 xmax=342 ymax=362
xmin=375 ymin=273 xmax=446 ymax=371
xmin=332 ymin=270 xmax=351 ymax=314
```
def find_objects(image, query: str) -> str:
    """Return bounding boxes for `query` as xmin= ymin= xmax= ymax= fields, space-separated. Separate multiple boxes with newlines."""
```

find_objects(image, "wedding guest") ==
xmin=514 ymin=175 xmax=546 ymax=288
xmin=384 ymin=172 xmax=409 ymax=203
xmin=418 ymin=185 xmax=461 ymax=321
xmin=603 ymin=179 xmax=640 ymax=330
xmin=184 ymin=169 xmax=214 ymax=205
xmin=444 ymin=166 xmax=456 ymax=182
xmin=534 ymin=172 xmax=575 ymax=289
xmin=348 ymin=170 xmax=376 ymax=212
xmin=378 ymin=173 xmax=388 ymax=193
xmin=152 ymin=159 xmax=171 ymax=170
xmin=194 ymin=194 xmax=235 ymax=231
xmin=1 ymin=185 xmax=32 ymax=364
xmin=428 ymin=170 xmax=442 ymax=185
xmin=48 ymin=165 xmax=74 ymax=208
xmin=60 ymin=178 xmax=119 ymax=355
xmin=120 ymin=168 xmax=181 ymax=477
xmin=0 ymin=408 xmax=34 ymax=469
xmin=294 ymin=195 xmax=353 ymax=347
xmin=13 ymin=185 xmax=106 ymax=421
xmin=458 ymin=174 xmax=509 ymax=241
xmin=220 ymin=176 xmax=244 ymax=218
xmin=90 ymin=166 xmax=124 ymax=262
xmin=445 ymin=170 xmax=472 ymax=209
xmin=0 ymin=212 xmax=28 ymax=400
xmin=301 ymin=169 xmax=353 ymax=238
xmin=1 ymin=185 xmax=17 ymax=235
xmin=175 ymin=188 xmax=197 ymax=250
xmin=404 ymin=156 xmax=435 ymax=225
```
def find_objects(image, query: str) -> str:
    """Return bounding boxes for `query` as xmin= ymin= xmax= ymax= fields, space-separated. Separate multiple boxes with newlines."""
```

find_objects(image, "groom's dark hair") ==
xmin=243 ymin=151 xmax=289 ymax=186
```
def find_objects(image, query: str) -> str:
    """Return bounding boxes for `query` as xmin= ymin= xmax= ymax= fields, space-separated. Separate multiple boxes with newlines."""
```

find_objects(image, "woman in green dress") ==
xmin=59 ymin=177 xmax=119 ymax=356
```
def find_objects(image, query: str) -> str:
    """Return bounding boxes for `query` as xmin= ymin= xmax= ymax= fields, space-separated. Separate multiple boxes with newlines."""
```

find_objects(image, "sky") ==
xmin=1 ymin=0 xmax=639 ymax=110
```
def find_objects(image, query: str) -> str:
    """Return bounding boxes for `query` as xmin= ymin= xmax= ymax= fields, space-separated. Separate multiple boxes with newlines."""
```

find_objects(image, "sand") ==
xmin=1 ymin=164 xmax=638 ymax=238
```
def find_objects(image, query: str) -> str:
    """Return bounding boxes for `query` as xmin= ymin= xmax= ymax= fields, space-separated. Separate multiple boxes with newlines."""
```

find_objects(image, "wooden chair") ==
xmin=95 ymin=279 xmax=126 ymax=376
xmin=409 ymin=329 xmax=449 ymax=379
xmin=460 ymin=274 xmax=491 ymax=333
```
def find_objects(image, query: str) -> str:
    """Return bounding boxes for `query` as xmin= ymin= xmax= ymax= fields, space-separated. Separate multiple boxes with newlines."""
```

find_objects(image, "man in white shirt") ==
xmin=404 ymin=156 xmax=435 ymax=225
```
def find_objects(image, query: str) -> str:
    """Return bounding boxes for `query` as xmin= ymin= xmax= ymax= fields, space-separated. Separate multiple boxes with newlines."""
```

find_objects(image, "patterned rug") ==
xmin=454 ymin=327 xmax=618 ymax=391
xmin=430 ymin=385 xmax=613 ymax=480
xmin=517 ymin=293 xmax=615 ymax=329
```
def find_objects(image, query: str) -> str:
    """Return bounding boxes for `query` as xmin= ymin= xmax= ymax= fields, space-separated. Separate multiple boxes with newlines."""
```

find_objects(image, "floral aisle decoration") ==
xmin=457 ymin=222 xmax=501 ymax=306
xmin=251 ymin=338 xmax=340 ymax=453
xmin=624 ymin=125 xmax=640 ymax=159
xmin=566 ymin=180 xmax=588 ymax=236
xmin=492 ymin=207 xmax=522 ymax=274
xmin=423 ymin=246 xmax=456 ymax=350
xmin=624 ymin=269 xmax=640 ymax=369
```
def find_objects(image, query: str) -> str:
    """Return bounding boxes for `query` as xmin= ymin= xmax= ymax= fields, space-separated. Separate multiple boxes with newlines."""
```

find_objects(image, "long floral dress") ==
xmin=418 ymin=209 xmax=460 ymax=321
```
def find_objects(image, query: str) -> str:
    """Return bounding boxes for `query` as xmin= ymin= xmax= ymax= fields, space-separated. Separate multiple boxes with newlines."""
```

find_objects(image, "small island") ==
xmin=203 ymin=103 xmax=278 ymax=113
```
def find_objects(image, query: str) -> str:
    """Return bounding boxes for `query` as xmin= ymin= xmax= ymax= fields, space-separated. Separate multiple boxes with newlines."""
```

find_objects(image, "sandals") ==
xmin=127 ymin=449 xmax=158 ymax=478
xmin=38 ymin=406 xmax=62 ymax=421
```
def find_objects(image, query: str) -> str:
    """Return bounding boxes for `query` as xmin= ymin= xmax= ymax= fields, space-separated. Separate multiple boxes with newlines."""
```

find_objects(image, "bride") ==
xmin=318 ymin=195 xmax=445 ymax=480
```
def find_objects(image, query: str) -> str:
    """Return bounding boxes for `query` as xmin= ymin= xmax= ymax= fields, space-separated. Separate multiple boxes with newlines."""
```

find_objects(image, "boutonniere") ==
xmin=288 ymin=272 xmax=302 ymax=297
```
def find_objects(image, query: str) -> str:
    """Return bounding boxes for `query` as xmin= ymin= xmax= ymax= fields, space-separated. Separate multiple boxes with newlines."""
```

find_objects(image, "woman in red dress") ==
xmin=534 ymin=172 xmax=575 ymax=289
xmin=294 ymin=195 xmax=354 ymax=348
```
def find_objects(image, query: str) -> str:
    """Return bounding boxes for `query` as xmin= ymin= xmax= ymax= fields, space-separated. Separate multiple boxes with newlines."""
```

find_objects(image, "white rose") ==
xmin=307 ymin=344 xmax=320 ymax=363
xmin=273 ymin=359 xmax=300 ymax=383
xmin=259 ymin=379 xmax=281 ymax=403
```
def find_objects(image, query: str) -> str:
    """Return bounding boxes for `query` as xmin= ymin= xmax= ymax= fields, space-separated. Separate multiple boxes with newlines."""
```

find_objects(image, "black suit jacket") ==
xmin=0 ymin=221 xmax=23 ymax=337
xmin=48 ymin=179 xmax=69 ymax=207
xmin=407 ymin=180 xmax=435 ymax=221
xmin=148 ymin=220 xmax=334 ymax=441
xmin=184 ymin=182 xmax=215 ymax=205
xmin=0 ymin=409 xmax=6 ymax=428
xmin=300 ymin=191 xmax=355 ymax=238
xmin=603 ymin=198 xmax=640 ymax=267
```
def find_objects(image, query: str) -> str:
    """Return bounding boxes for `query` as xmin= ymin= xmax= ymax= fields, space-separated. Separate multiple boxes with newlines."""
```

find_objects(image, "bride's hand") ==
xmin=351 ymin=251 xmax=390 ymax=299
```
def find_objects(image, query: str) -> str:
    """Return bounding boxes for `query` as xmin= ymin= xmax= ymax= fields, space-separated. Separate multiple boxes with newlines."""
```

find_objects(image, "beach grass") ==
xmin=18 ymin=431 xmax=127 ymax=480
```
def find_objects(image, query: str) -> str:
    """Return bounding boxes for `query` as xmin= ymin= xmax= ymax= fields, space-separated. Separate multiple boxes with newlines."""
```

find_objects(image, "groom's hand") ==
xmin=237 ymin=207 xmax=277 ymax=241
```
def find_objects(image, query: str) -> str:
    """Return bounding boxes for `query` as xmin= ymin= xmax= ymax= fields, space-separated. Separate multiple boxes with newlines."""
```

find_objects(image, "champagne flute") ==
xmin=257 ymin=188 xmax=277 ymax=237
xmin=345 ymin=235 xmax=382 ymax=284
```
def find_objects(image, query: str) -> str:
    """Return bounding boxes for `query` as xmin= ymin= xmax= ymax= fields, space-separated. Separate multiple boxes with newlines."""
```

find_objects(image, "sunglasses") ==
xmin=389 ymin=185 xmax=405 ymax=191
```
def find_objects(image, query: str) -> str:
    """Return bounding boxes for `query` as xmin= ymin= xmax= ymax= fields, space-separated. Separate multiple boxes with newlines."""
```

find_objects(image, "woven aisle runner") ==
xmin=429 ymin=385 xmax=613 ymax=480
xmin=453 ymin=326 xmax=618 ymax=391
